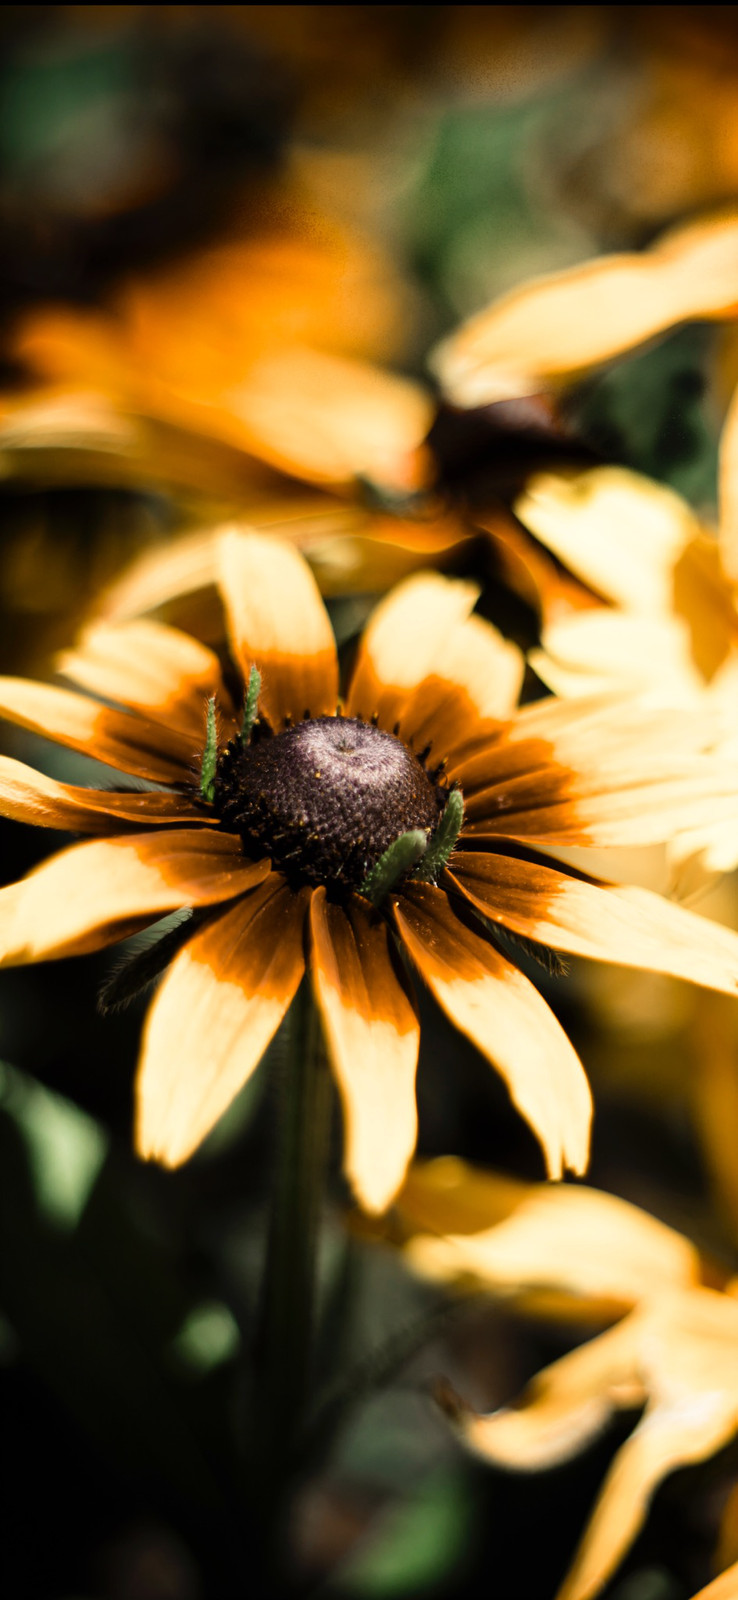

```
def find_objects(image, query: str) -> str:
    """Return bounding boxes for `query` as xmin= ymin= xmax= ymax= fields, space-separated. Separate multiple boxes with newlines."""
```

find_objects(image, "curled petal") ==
xmin=393 ymin=883 xmax=591 ymax=1179
xmin=137 ymin=877 xmax=309 ymax=1166
xmin=310 ymin=888 xmax=419 ymax=1213
xmin=217 ymin=529 xmax=338 ymax=727
xmin=446 ymin=1310 xmax=645 ymax=1472
xmin=0 ymin=830 xmax=268 ymax=964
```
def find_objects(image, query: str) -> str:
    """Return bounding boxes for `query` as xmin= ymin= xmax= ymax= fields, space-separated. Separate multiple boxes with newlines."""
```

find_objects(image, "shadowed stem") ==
xmin=253 ymin=975 xmax=332 ymax=1574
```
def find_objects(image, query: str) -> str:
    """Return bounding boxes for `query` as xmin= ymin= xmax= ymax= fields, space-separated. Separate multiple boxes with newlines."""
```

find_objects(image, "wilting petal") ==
xmin=514 ymin=467 xmax=697 ymax=613
xmin=217 ymin=529 xmax=338 ymax=727
xmin=397 ymin=612 xmax=524 ymax=758
xmin=224 ymin=345 xmax=433 ymax=492
xmin=0 ymin=755 xmax=208 ymax=832
xmin=0 ymin=677 xmax=195 ymax=784
xmin=310 ymin=888 xmax=419 ymax=1213
xmin=393 ymin=884 xmax=591 ymax=1179
xmin=136 ymin=877 xmax=309 ymax=1167
xmin=0 ymin=830 xmax=269 ymax=964
xmin=432 ymin=210 xmax=738 ymax=406
xmin=450 ymin=854 xmax=738 ymax=995
xmin=57 ymin=620 xmax=232 ymax=741
xmin=396 ymin=1158 xmax=698 ymax=1319
xmin=346 ymin=573 xmax=479 ymax=731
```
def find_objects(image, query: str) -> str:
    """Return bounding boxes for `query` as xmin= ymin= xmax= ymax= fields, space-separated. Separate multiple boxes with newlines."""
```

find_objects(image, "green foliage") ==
xmin=329 ymin=1468 xmax=475 ymax=1597
xmin=570 ymin=324 xmax=720 ymax=509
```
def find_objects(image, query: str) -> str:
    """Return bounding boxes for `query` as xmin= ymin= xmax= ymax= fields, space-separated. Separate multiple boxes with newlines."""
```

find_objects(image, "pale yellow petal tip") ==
xmin=346 ymin=1154 xmax=412 ymax=1218
xmin=135 ymin=1109 xmax=194 ymax=1170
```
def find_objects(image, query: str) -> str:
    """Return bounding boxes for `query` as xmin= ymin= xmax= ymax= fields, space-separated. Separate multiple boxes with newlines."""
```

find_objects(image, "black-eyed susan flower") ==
xmin=3 ymin=531 xmax=738 ymax=1213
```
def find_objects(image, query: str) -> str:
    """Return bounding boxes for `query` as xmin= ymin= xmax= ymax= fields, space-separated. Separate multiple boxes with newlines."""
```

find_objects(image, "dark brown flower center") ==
xmin=213 ymin=716 xmax=443 ymax=889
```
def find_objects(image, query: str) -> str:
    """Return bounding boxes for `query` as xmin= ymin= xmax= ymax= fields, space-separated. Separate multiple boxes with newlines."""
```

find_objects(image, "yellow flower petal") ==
xmin=0 ymin=676 xmax=195 ymax=785
xmin=530 ymin=612 xmax=704 ymax=706
xmin=217 ymin=528 xmax=338 ymax=728
xmin=451 ymin=853 xmax=738 ymax=995
xmin=222 ymin=345 xmax=433 ymax=492
xmin=310 ymin=888 xmax=419 ymax=1214
xmin=0 ymin=754 xmax=207 ymax=832
xmin=688 ymin=1562 xmax=738 ymax=1600
xmin=514 ymin=467 xmax=698 ymax=612
xmin=394 ymin=884 xmax=592 ymax=1180
xmin=57 ymin=620 xmax=232 ymax=742
xmin=720 ymin=382 xmax=738 ymax=585
xmin=397 ymin=612 xmax=524 ymax=758
xmin=432 ymin=210 xmax=738 ymax=406
xmin=0 ymin=831 xmax=268 ymax=964
xmin=346 ymin=572 xmax=480 ymax=731
xmin=396 ymin=1158 xmax=699 ymax=1319
xmin=136 ymin=877 xmax=309 ymax=1167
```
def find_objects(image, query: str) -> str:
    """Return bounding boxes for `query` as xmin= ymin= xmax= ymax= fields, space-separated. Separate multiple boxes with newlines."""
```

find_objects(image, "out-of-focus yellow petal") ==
xmin=310 ymin=889 xmax=419 ymax=1214
xmin=688 ymin=1565 xmax=738 ymax=1600
xmin=95 ymin=502 xmax=472 ymax=627
xmin=395 ymin=1158 xmax=699 ymax=1320
xmin=394 ymin=884 xmax=592 ymax=1180
xmin=444 ymin=1288 xmax=738 ymax=1600
xmin=530 ymin=612 xmax=705 ymax=705
xmin=432 ymin=210 xmax=738 ymax=406
xmin=216 ymin=528 xmax=338 ymax=727
xmin=445 ymin=1308 xmax=644 ymax=1471
xmin=719 ymin=383 xmax=738 ymax=585
xmin=515 ymin=467 xmax=699 ymax=612
xmin=218 ymin=345 xmax=434 ymax=492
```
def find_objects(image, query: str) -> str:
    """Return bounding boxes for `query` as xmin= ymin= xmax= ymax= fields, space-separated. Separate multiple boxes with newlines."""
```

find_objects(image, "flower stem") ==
xmin=252 ymin=976 xmax=332 ymax=1571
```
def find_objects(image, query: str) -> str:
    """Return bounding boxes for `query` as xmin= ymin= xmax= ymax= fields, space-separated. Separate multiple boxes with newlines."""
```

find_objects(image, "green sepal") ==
xmin=359 ymin=830 xmax=428 ymax=907
xmin=414 ymin=788 xmax=464 ymax=883
xmin=199 ymin=695 xmax=218 ymax=803
xmin=240 ymin=665 xmax=262 ymax=746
